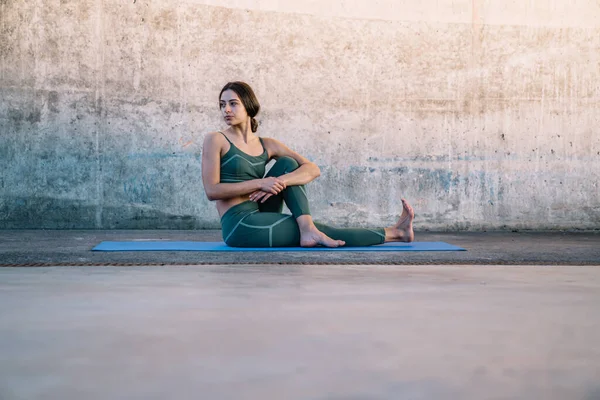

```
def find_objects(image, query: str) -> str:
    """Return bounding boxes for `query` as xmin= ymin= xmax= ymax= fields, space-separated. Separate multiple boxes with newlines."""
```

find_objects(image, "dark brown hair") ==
xmin=219 ymin=81 xmax=260 ymax=132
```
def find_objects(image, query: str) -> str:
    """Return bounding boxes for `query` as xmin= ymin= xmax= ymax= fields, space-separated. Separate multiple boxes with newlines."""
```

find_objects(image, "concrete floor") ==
xmin=1 ymin=265 xmax=600 ymax=400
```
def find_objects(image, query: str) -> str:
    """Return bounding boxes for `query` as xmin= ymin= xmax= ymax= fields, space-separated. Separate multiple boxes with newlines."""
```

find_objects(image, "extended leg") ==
xmin=222 ymin=198 xmax=415 ymax=247
xmin=225 ymin=212 xmax=384 ymax=247
xmin=313 ymin=198 xmax=415 ymax=246
xmin=314 ymin=223 xmax=385 ymax=247
xmin=311 ymin=198 xmax=415 ymax=246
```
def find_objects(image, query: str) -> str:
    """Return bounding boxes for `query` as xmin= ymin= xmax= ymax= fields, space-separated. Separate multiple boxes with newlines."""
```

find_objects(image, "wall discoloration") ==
xmin=0 ymin=1 xmax=598 ymax=230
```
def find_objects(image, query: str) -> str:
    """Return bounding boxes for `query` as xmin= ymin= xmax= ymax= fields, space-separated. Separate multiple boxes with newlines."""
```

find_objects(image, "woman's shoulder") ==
xmin=203 ymin=131 xmax=231 ymax=155
xmin=206 ymin=130 xmax=226 ymax=138
xmin=204 ymin=130 xmax=228 ymax=144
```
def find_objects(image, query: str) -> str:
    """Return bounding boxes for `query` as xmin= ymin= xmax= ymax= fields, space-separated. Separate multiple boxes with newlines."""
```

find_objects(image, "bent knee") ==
xmin=274 ymin=156 xmax=299 ymax=172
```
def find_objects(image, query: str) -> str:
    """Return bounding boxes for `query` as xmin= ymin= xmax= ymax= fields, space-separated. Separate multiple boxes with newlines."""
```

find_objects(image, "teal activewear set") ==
xmin=218 ymin=132 xmax=386 ymax=247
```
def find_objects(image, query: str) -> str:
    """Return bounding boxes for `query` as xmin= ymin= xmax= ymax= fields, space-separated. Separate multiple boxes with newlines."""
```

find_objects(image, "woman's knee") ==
xmin=275 ymin=156 xmax=299 ymax=169
xmin=269 ymin=156 xmax=300 ymax=175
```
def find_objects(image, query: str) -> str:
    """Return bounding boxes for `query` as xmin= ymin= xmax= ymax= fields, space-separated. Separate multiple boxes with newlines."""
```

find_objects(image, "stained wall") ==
xmin=1 ymin=0 xmax=599 ymax=229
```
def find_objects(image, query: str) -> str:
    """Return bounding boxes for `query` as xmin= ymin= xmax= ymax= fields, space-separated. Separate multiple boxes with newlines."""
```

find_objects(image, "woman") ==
xmin=202 ymin=81 xmax=415 ymax=247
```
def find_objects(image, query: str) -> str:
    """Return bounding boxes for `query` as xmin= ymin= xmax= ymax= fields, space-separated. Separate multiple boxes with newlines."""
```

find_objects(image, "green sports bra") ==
xmin=219 ymin=131 xmax=269 ymax=183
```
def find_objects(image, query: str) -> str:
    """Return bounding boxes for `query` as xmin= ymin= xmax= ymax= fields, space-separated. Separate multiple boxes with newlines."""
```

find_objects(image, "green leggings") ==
xmin=220 ymin=157 xmax=386 ymax=247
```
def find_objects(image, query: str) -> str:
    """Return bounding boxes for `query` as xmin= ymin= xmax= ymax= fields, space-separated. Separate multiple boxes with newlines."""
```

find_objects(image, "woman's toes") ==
xmin=320 ymin=235 xmax=344 ymax=247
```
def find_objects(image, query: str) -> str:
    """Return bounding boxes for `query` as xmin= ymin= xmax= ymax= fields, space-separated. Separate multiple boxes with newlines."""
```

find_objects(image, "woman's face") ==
xmin=219 ymin=90 xmax=248 ymax=126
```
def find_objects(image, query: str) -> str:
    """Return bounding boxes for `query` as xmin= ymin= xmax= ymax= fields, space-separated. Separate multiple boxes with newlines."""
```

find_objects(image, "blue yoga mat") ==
xmin=92 ymin=241 xmax=465 ymax=252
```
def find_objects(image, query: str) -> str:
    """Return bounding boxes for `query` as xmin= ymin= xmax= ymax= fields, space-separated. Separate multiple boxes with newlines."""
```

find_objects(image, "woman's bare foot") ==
xmin=384 ymin=198 xmax=415 ymax=242
xmin=300 ymin=229 xmax=345 ymax=248
xmin=296 ymin=215 xmax=345 ymax=247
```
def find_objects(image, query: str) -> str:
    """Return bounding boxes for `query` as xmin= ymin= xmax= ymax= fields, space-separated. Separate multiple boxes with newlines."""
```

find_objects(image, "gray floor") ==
xmin=1 ymin=264 xmax=600 ymax=400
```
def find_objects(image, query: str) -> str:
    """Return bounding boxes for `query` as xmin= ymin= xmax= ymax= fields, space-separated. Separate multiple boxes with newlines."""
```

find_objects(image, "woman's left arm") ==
xmin=262 ymin=137 xmax=321 ymax=186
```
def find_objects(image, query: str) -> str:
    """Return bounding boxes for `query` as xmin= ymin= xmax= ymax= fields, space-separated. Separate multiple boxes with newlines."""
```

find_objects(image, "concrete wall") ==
xmin=1 ymin=0 xmax=599 ymax=230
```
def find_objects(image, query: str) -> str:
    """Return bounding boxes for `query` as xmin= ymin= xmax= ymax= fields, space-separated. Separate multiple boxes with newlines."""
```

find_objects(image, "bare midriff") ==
xmin=216 ymin=195 xmax=251 ymax=218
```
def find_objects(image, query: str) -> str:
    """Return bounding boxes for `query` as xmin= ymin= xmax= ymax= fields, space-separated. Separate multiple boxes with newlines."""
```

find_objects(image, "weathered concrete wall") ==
xmin=1 ymin=0 xmax=599 ymax=230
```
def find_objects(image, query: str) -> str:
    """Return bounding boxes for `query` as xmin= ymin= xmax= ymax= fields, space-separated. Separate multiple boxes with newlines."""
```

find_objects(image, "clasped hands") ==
xmin=249 ymin=177 xmax=286 ymax=203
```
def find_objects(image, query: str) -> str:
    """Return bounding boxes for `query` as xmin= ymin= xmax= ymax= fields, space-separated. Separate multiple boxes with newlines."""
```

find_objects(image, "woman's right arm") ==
xmin=201 ymin=132 xmax=285 ymax=201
